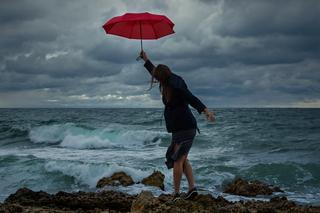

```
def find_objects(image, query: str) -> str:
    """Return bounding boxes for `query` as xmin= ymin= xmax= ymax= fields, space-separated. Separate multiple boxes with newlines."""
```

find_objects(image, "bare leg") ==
xmin=173 ymin=144 xmax=187 ymax=194
xmin=183 ymin=159 xmax=195 ymax=191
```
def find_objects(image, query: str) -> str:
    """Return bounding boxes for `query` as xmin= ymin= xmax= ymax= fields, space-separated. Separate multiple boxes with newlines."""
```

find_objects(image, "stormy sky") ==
xmin=1 ymin=0 xmax=319 ymax=108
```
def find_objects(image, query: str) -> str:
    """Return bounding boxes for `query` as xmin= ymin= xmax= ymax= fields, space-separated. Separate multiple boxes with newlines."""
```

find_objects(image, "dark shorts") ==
xmin=165 ymin=128 xmax=197 ymax=169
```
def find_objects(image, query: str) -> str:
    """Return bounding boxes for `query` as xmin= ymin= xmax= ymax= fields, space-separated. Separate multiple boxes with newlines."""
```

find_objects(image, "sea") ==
xmin=0 ymin=108 xmax=319 ymax=205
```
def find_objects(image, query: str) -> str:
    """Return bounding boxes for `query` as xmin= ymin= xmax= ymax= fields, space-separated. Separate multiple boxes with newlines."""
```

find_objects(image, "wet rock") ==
xmin=241 ymin=196 xmax=299 ymax=212
xmin=141 ymin=170 xmax=165 ymax=190
xmin=0 ymin=203 xmax=24 ymax=213
xmin=131 ymin=191 xmax=236 ymax=213
xmin=4 ymin=187 xmax=134 ymax=212
xmin=1 ymin=180 xmax=320 ymax=213
xmin=270 ymin=196 xmax=296 ymax=209
xmin=223 ymin=178 xmax=284 ymax=197
xmin=96 ymin=171 xmax=134 ymax=188
xmin=4 ymin=187 xmax=53 ymax=207
xmin=131 ymin=191 xmax=158 ymax=213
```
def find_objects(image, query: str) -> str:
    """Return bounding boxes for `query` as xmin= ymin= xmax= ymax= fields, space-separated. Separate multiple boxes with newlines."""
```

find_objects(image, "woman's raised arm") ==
xmin=140 ymin=51 xmax=155 ymax=76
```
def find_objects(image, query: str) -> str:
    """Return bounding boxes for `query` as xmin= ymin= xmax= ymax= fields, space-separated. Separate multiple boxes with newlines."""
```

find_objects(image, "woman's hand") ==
xmin=140 ymin=51 xmax=148 ymax=62
xmin=203 ymin=108 xmax=215 ymax=122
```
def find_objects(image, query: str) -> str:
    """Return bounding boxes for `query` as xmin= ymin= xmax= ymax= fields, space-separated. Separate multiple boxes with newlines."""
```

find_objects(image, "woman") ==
xmin=140 ymin=51 xmax=215 ymax=200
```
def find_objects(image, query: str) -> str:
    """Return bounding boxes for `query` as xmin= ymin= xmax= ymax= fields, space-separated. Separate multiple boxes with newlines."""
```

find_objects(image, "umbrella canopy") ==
xmin=102 ymin=12 xmax=175 ymax=51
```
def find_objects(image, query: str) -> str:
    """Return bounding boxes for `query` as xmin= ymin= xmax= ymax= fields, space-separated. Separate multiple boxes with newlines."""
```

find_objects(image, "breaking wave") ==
xmin=29 ymin=123 xmax=167 ymax=149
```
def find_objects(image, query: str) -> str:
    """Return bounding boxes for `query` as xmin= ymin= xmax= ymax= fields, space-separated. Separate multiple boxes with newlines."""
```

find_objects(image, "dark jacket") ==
xmin=144 ymin=59 xmax=206 ymax=133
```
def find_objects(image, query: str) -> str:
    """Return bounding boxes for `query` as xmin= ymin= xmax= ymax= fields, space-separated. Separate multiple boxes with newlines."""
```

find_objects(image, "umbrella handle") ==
xmin=140 ymin=21 xmax=143 ymax=51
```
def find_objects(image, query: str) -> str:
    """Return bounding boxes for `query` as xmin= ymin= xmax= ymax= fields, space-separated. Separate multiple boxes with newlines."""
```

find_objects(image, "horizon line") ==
xmin=0 ymin=107 xmax=320 ymax=109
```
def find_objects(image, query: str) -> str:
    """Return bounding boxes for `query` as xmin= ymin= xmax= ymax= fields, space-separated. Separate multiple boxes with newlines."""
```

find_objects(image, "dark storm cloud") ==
xmin=214 ymin=0 xmax=320 ymax=37
xmin=87 ymin=39 xmax=136 ymax=64
xmin=182 ymin=59 xmax=320 ymax=107
xmin=4 ymin=52 xmax=120 ymax=78
xmin=0 ymin=0 xmax=45 ymax=24
xmin=0 ymin=0 xmax=124 ymax=93
xmin=162 ymin=0 xmax=320 ymax=68
xmin=0 ymin=0 xmax=320 ymax=107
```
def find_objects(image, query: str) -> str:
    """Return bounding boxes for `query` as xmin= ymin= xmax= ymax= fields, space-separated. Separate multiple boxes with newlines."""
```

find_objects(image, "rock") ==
xmin=1 ymin=178 xmax=320 ymax=213
xmin=0 ymin=203 xmax=24 ymax=213
xmin=223 ymin=178 xmax=284 ymax=197
xmin=4 ymin=187 xmax=53 ymax=207
xmin=270 ymin=196 xmax=296 ymax=209
xmin=141 ymin=170 xmax=165 ymax=190
xmin=4 ymin=187 xmax=134 ymax=212
xmin=131 ymin=191 xmax=158 ymax=213
xmin=96 ymin=171 xmax=134 ymax=188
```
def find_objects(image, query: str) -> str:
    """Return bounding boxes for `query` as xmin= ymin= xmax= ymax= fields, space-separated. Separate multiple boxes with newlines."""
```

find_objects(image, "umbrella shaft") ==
xmin=140 ymin=38 xmax=143 ymax=51
xmin=139 ymin=21 xmax=143 ymax=51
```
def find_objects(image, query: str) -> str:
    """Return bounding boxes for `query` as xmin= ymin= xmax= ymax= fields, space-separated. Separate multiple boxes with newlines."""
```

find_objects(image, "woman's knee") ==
xmin=173 ymin=160 xmax=183 ymax=170
xmin=183 ymin=158 xmax=189 ymax=167
xmin=178 ymin=154 xmax=188 ymax=164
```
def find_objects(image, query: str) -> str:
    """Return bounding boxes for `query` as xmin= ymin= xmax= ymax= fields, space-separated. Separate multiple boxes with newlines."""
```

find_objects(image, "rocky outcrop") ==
xmin=1 ymin=174 xmax=319 ymax=213
xmin=141 ymin=170 xmax=165 ymax=190
xmin=96 ymin=171 xmax=134 ymax=188
xmin=131 ymin=191 xmax=158 ymax=212
xmin=223 ymin=177 xmax=284 ymax=197
xmin=97 ymin=170 xmax=166 ymax=191
xmin=1 ymin=187 xmax=319 ymax=213
xmin=2 ymin=187 xmax=134 ymax=212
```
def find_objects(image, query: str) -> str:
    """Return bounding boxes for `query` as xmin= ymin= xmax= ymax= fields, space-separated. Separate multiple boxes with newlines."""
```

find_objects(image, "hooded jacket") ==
xmin=144 ymin=59 xmax=206 ymax=133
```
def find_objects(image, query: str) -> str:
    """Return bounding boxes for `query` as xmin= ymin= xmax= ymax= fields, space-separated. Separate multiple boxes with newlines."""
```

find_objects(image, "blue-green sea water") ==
xmin=0 ymin=108 xmax=319 ymax=205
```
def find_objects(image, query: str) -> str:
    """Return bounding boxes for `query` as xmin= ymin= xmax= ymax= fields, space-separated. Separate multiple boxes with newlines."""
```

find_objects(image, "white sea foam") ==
xmin=28 ymin=123 xmax=167 ymax=149
xmin=102 ymin=183 xmax=166 ymax=197
xmin=29 ymin=124 xmax=73 ymax=143
xmin=44 ymin=161 xmax=151 ymax=188
xmin=60 ymin=135 xmax=114 ymax=149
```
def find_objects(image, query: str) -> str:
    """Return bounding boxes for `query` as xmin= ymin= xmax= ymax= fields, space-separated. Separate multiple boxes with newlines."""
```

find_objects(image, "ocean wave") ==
xmin=0 ymin=126 xmax=29 ymax=140
xmin=29 ymin=123 xmax=72 ymax=144
xmin=241 ymin=162 xmax=320 ymax=188
xmin=0 ymin=154 xmax=36 ymax=165
xmin=44 ymin=160 xmax=151 ymax=188
xmin=60 ymin=134 xmax=113 ymax=149
xmin=28 ymin=123 xmax=167 ymax=149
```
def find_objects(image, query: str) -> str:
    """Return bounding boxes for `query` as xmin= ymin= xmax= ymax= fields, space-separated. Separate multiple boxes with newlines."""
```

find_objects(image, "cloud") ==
xmin=212 ymin=0 xmax=320 ymax=37
xmin=0 ymin=0 xmax=319 ymax=107
xmin=295 ymin=99 xmax=320 ymax=108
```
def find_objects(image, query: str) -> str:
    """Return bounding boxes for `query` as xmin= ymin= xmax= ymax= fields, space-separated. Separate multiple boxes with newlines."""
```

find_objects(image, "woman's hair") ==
xmin=148 ymin=64 xmax=172 ymax=103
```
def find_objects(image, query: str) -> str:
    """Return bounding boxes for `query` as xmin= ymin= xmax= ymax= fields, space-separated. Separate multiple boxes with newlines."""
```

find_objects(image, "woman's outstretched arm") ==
xmin=203 ymin=107 xmax=215 ymax=122
xmin=173 ymin=78 xmax=215 ymax=122
xmin=140 ymin=51 xmax=154 ymax=76
xmin=183 ymin=87 xmax=215 ymax=122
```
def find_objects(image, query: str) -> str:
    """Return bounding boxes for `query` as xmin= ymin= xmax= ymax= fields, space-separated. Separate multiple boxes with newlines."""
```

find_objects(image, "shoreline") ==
xmin=1 ymin=187 xmax=319 ymax=213
xmin=1 ymin=171 xmax=320 ymax=212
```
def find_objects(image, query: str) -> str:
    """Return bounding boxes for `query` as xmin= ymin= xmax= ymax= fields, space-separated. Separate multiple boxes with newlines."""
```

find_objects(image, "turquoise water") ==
xmin=0 ymin=108 xmax=319 ymax=205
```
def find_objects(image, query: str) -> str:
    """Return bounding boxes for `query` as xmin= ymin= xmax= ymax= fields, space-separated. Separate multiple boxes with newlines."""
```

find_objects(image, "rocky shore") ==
xmin=1 ymin=171 xmax=319 ymax=213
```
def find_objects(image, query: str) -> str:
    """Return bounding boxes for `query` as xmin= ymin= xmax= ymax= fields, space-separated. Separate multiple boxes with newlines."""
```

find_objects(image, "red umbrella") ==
xmin=102 ymin=12 xmax=175 ymax=58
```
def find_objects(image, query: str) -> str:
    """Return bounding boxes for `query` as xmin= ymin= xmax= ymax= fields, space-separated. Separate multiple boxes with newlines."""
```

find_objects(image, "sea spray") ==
xmin=28 ymin=123 xmax=167 ymax=149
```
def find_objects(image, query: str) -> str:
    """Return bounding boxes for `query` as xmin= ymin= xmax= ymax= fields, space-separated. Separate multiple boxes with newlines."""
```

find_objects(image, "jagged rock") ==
xmin=0 ymin=203 xmax=24 ymax=213
xmin=223 ymin=178 xmax=284 ymax=197
xmin=1 ymin=181 xmax=319 ymax=213
xmin=96 ymin=171 xmax=134 ymax=188
xmin=131 ymin=191 xmax=158 ymax=213
xmin=270 ymin=196 xmax=296 ymax=209
xmin=4 ymin=187 xmax=53 ymax=207
xmin=141 ymin=170 xmax=165 ymax=190
xmin=4 ymin=187 xmax=134 ymax=212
